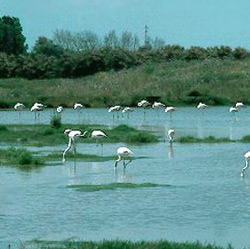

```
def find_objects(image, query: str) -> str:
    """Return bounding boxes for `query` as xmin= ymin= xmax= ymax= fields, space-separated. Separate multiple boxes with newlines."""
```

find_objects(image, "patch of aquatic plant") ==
xmin=107 ymin=125 xmax=158 ymax=143
xmin=240 ymin=135 xmax=250 ymax=143
xmin=46 ymin=152 xmax=114 ymax=162
xmin=68 ymin=182 xmax=170 ymax=192
xmin=0 ymin=124 xmax=158 ymax=145
xmin=0 ymin=148 xmax=45 ymax=169
xmin=29 ymin=239 xmax=233 ymax=249
xmin=178 ymin=136 xmax=233 ymax=143
xmin=50 ymin=114 xmax=62 ymax=129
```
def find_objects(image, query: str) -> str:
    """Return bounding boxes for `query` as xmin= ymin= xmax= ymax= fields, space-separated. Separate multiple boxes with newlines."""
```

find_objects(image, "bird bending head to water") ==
xmin=197 ymin=102 xmax=208 ymax=110
xmin=241 ymin=151 xmax=250 ymax=177
xmin=14 ymin=103 xmax=25 ymax=110
xmin=62 ymin=129 xmax=88 ymax=163
xmin=114 ymin=147 xmax=133 ymax=169
xmin=168 ymin=129 xmax=175 ymax=144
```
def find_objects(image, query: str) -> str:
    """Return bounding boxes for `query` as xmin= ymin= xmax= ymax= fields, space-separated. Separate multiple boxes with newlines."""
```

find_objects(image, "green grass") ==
xmin=68 ymin=183 xmax=170 ymax=192
xmin=1 ymin=59 xmax=250 ymax=108
xmin=28 ymin=240 xmax=234 ymax=249
xmin=0 ymin=148 xmax=44 ymax=169
xmin=0 ymin=124 xmax=158 ymax=146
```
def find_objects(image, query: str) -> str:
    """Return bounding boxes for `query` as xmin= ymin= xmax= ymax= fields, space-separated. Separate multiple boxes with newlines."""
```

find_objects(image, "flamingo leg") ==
xmin=62 ymin=138 xmax=72 ymax=163
xmin=114 ymin=155 xmax=121 ymax=168
xmin=241 ymin=160 xmax=249 ymax=177
xmin=124 ymin=157 xmax=132 ymax=168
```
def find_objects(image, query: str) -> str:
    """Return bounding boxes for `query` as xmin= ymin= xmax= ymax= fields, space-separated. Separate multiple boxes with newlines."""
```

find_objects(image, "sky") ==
xmin=1 ymin=0 xmax=250 ymax=49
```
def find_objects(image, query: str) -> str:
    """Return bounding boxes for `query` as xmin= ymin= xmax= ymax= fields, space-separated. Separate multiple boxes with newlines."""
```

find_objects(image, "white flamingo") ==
xmin=108 ymin=105 xmax=121 ymax=120
xmin=62 ymin=129 xmax=88 ymax=163
xmin=114 ymin=147 xmax=133 ymax=169
xmin=14 ymin=102 xmax=25 ymax=122
xmin=230 ymin=107 xmax=238 ymax=113
xmin=168 ymin=129 xmax=175 ymax=144
xmin=57 ymin=106 xmax=63 ymax=113
xmin=122 ymin=107 xmax=134 ymax=118
xmin=31 ymin=103 xmax=45 ymax=122
xmin=241 ymin=151 xmax=250 ymax=177
xmin=91 ymin=130 xmax=108 ymax=147
xmin=74 ymin=103 xmax=83 ymax=110
xmin=138 ymin=100 xmax=150 ymax=119
xmin=236 ymin=102 xmax=245 ymax=109
xmin=197 ymin=102 xmax=208 ymax=110
xmin=152 ymin=101 xmax=165 ymax=109
xmin=165 ymin=106 xmax=176 ymax=118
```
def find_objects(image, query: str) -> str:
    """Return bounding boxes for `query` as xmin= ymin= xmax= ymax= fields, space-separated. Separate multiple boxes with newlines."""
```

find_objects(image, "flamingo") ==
xmin=122 ymin=107 xmax=134 ymax=118
xmin=57 ymin=106 xmax=63 ymax=113
xmin=74 ymin=103 xmax=83 ymax=110
xmin=108 ymin=105 xmax=121 ymax=120
xmin=236 ymin=102 xmax=245 ymax=109
xmin=14 ymin=103 xmax=25 ymax=122
xmin=114 ymin=147 xmax=133 ymax=169
xmin=168 ymin=129 xmax=175 ymax=144
xmin=91 ymin=130 xmax=108 ymax=147
xmin=30 ymin=103 xmax=45 ymax=122
xmin=62 ymin=129 xmax=88 ymax=163
xmin=152 ymin=101 xmax=165 ymax=109
xmin=138 ymin=100 xmax=150 ymax=119
xmin=241 ymin=151 xmax=250 ymax=177
xmin=197 ymin=102 xmax=208 ymax=110
xmin=165 ymin=106 xmax=176 ymax=118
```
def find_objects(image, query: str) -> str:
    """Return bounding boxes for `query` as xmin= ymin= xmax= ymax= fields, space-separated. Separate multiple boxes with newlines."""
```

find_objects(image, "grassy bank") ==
xmin=29 ymin=240 xmax=234 ymax=249
xmin=0 ymin=124 xmax=158 ymax=146
xmin=1 ymin=59 xmax=250 ymax=108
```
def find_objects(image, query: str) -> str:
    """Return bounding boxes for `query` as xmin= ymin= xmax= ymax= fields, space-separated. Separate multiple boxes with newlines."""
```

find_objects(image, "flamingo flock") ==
xmin=11 ymin=100 xmax=250 ymax=174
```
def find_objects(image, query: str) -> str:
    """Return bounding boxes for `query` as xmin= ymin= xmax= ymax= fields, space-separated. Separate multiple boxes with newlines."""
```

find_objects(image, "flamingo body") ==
xmin=114 ymin=147 xmax=133 ymax=169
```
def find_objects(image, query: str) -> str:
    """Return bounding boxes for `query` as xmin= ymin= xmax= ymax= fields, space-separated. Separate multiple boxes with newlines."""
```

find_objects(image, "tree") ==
xmin=104 ymin=30 xmax=120 ymax=49
xmin=0 ymin=16 xmax=27 ymax=54
xmin=152 ymin=37 xmax=165 ymax=49
xmin=120 ymin=31 xmax=133 ymax=50
xmin=32 ymin=36 xmax=63 ymax=57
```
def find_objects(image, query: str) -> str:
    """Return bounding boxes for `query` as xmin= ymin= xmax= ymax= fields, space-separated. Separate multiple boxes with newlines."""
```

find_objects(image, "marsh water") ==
xmin=1 ymin=107 xmax=250 ymax=248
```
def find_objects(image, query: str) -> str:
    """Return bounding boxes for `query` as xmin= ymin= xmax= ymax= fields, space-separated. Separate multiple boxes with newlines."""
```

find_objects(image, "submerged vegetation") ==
xmin=177 ymin=136 xmax=233 ymax=143
xmin=29 ymin=240 xmax=234 ymax=249
xmin=68 ymin=183 xmax=170 ymax=192
xmin=0 ymin=124 xmax=158 ymax=146
xmin=0 ymin=148 xmax=44 ymax=169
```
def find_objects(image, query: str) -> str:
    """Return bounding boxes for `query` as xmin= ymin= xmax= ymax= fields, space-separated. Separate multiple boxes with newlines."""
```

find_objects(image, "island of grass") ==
xmin=0 ymin=124 xmax=158 ymax=146
xmin=28 ymin=240 xmax=235 ymax=249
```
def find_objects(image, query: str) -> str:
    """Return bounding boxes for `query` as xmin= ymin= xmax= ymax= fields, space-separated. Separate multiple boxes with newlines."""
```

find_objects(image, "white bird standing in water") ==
xmin=197 ymin=102 xmax=208 ymax=110
xmin=241 ymin=151 xmax=250 ymax=177
xmin=114 ymin=147 xmax=133 ymax=169
xmin=152 ymin=101 xmax=165 ymax=109
xmin=108 ymin=105 xmax=121 ymax=120
xmin=62 ymin=129 xmax=88 ymax=163
xmin=91 ymin=130 xmax=107 ymax=147
xmin=122 ymin=107 xmax=134 ymax=118
xmin=74 ymin=103 xmax=83 ymax=110
xmin=230 ymin=107 xmax=238 ymax=113
xmin=236 ymin=102 xmax=245 ymax=109
xmin=168 ymin=129 xmax=175 ymax=144
xmin=138 ymin=100 xmax=150 ymax=119
xmin=14 ymin=103 xmax=25 ymax=122
xmin=165 ymin=106 xmax=176 ymax=118
xmin=57 ymin=106 xmax=63 ymax=113
xmin=31 ymin=103 xmax=45 ymax=122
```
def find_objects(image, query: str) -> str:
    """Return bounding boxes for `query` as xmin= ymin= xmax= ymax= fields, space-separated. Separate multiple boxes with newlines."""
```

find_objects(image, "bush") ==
xmin=50 ymin=114 xmax=61 ymax=129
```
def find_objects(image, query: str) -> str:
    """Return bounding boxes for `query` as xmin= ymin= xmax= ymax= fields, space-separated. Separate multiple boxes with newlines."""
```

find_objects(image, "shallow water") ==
xmin=2 ymin=106 xmax=250 ymax=139
xmin=1 ymin=108 xmax=250 ymax=248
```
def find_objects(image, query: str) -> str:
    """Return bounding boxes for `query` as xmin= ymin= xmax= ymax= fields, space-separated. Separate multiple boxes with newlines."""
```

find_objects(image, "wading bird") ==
xmin=165 ymin=106 xmax=176 ymax=118
xmin=62 ymin=129 xmax=88 ymax=163
xmin=168 ymin=129 xmax=175 ymax=144
xmin=114 ymin=146 xmax=133 ymax=169
xmin=197 ymin=102 xmax=208 ymax=110
xmin=14 ymin=102 xmax=25 ymax=122
xmin=31 ymin=103 xmax=45 ymax=122
xmin=91 ymin=130 xmax=108 ymax=147
xmin=236 ymin=102 xmax=245 ymax=109
xmin=122 ymin=107 xmax=134 ymax=118
xmin=138 ymin=100 xmax=150 ymax=119
xmin=230 ymin=107 xmax=238 ymax=113
xmin=57 ymin=106 xmax=63 ymax=113
xmin=241 ymin=151 xmax=250 ymax=177
xmin=108 ymin=105 xmax=121 ymax=120
xmin=74 ymin=103 xmax=83 ymax=110
xmin=152 ymin=101 xmax=165 ymax=109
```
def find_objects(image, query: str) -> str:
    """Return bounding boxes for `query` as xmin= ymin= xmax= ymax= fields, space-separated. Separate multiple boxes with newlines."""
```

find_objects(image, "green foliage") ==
xmin=50 ymin=115 xmax=62 ymax=129
xmin=0 ymin=16 xmax=27 ymax=55
xmin=31 ymin=240 xmax=232 ymax=249
xmin=178 ymin=136 xmax=232 ymax=143
xmin=0 ymin=148 xmax=45 ymax=169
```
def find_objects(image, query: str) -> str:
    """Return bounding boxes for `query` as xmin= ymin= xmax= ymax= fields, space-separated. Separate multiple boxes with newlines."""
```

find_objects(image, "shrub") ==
xmin=50 ymin=114 xmax=61 ymax=129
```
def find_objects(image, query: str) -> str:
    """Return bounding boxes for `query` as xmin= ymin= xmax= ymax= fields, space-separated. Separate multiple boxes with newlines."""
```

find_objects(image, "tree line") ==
xmin=0 ymin=15 xmax=249 ymax=79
